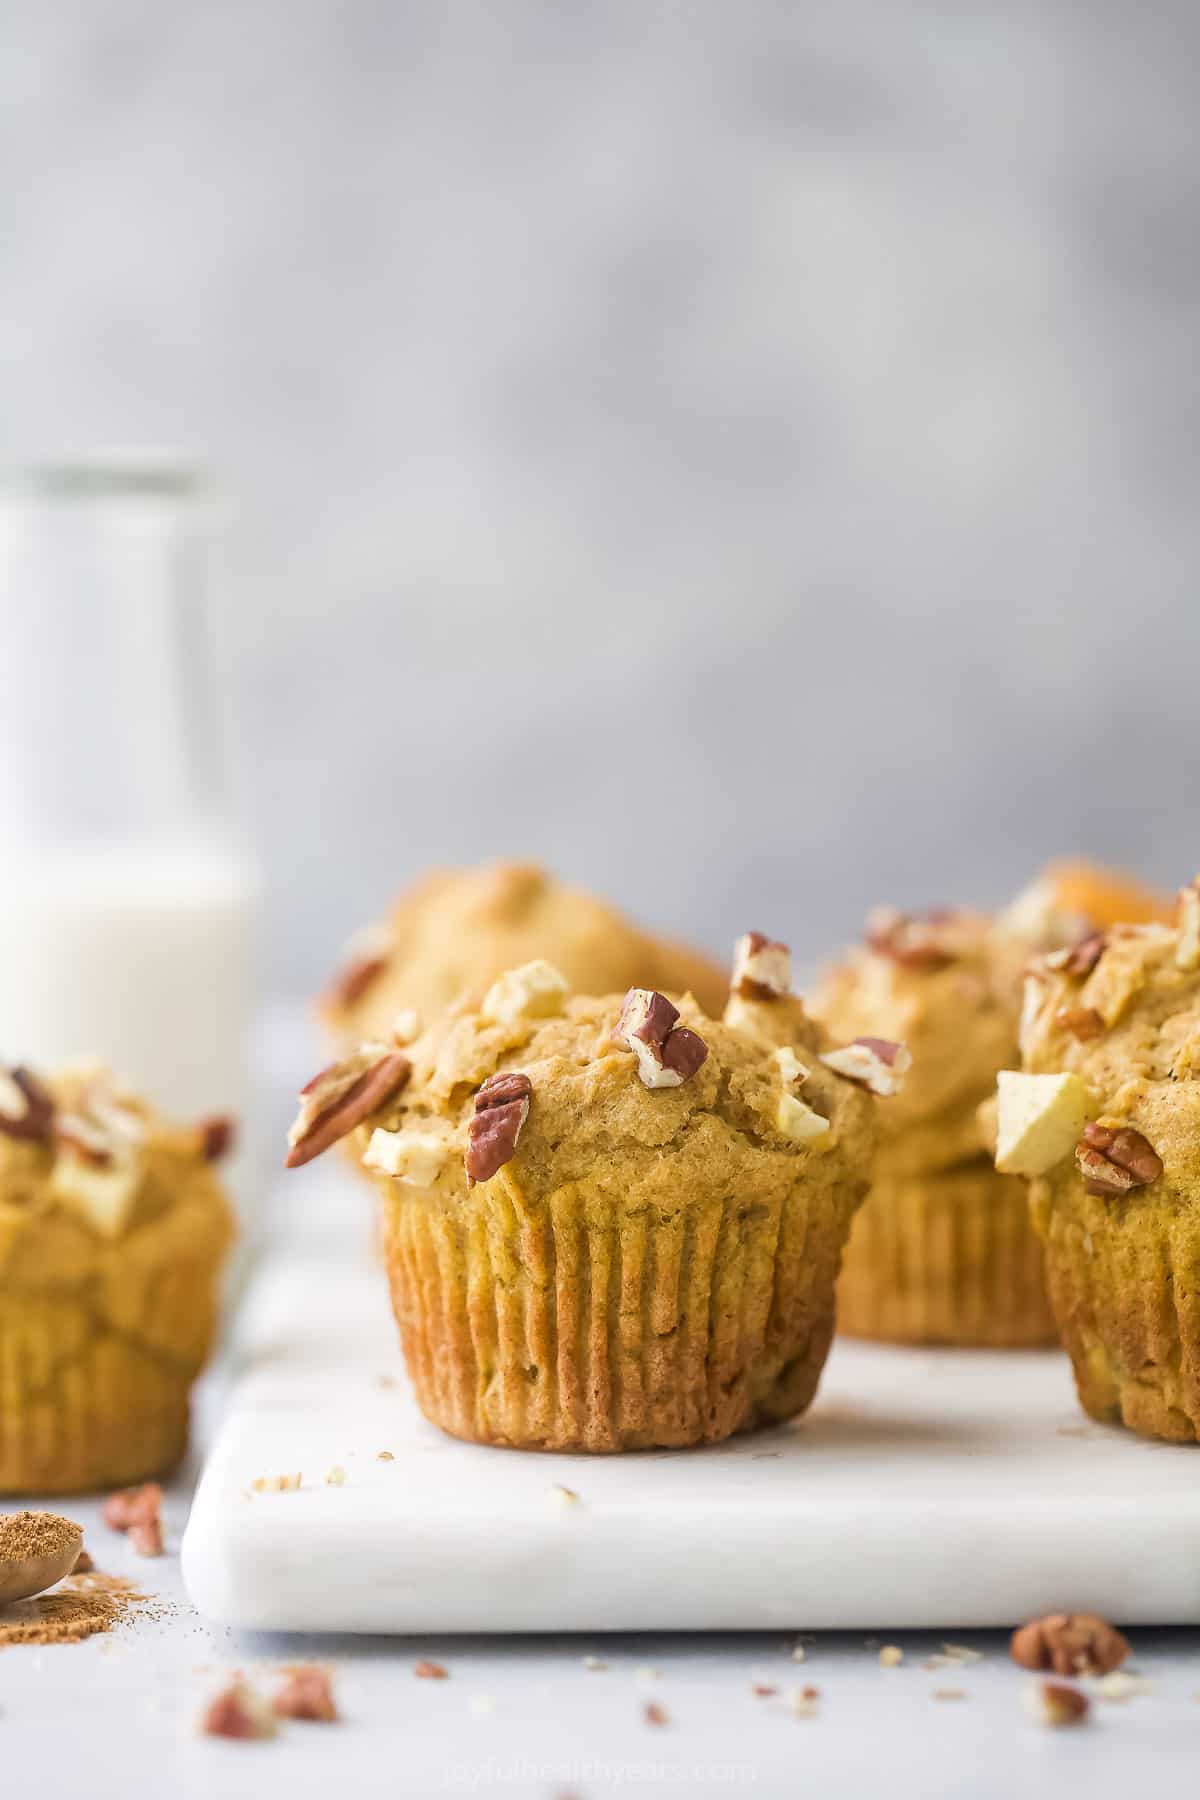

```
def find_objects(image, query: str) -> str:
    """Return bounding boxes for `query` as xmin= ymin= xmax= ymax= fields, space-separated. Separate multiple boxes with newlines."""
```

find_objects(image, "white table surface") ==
xmin=4 ymin=1022 xmax=1199 ymax=1800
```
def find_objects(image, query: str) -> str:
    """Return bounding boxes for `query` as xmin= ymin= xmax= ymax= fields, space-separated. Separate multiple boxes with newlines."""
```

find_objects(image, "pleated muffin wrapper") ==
xmin=1030 ymin=1168 xmax=1200 ymax=1442
xmin=380 ymin=1157 xmax=869 ymax=1453
xmin=0 ymin=1194 xmax=233 ymax=1495
xmin=837 ymin=1158 xmax=1057 ymax=1348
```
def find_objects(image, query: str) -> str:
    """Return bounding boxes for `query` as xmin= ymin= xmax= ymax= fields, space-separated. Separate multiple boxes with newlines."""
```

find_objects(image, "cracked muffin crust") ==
xmin=1014 ymin=882 xmax=1200 ymax=1439
xmin=0 ymin=1065 xmax=234 ymax=1493
xmin=319 ymin=860 xmax=728 ymax=1048
xmin=290 ymin=943 xmax=893 ymax=1451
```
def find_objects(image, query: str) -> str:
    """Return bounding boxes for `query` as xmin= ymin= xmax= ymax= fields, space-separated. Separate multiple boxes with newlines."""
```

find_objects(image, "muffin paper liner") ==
xmin=381 ymin=1169 xmax=866 ymax=1451
xmin=0 ymin=1226 xmax=227 ymax=1494
xmin=837 ymin=1160 xmax=1057 ymax=1348
xmin=1031 ymin=1173 xmax=1200 ymax=1441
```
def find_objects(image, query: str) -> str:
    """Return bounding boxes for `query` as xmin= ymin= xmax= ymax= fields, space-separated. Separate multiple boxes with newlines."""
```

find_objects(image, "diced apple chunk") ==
xmin=995 ymin=1071 xmax=1094 ymax=1176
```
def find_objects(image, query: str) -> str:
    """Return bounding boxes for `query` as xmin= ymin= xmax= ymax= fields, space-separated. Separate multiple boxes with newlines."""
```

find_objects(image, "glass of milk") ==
xmin=0 ymin=458 xmax=260 ymax=1223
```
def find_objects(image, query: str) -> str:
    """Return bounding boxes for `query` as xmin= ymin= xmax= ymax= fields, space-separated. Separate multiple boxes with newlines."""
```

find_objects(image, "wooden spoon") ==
xmin=0 ymin=1514 xmax=83 ymax=1605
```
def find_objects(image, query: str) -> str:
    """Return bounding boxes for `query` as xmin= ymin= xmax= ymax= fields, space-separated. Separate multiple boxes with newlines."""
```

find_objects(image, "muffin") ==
xmin=319 ymin=860 xmax=728 ymax=1046
xmin=0 ymin=1064 xmax=235 ymax=1493
xmin=810 ymin=901 xmax=1061 ymax=1346
xmin=1000 ymin=879 xmax=1200 ymax=1439
xmin=287 ymin=936 xmax=900 ymax=1450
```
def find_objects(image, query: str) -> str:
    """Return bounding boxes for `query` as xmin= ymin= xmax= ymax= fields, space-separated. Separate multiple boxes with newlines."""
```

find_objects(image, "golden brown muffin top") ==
xmin=1021 ymin=881 xmax=1200 ymax=1086
xmin=289 ymin=939 xmax=899 ymax=1212
xmin=809 ymin=908 xmax=1019 ymax=1130
xmin=319 ymin=859 xmax=728 ymax=1043
xmin=1014 ymin=879 xmax=1200 ymax=1200
xmin=809 ymin=863 xmax=1168 ymax=1142
xmin=0 ymin=1063 xmax=235 ymax=1277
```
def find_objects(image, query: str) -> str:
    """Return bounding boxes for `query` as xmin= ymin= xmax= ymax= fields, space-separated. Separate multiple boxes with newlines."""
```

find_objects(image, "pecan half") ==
xmin=865 ymin=907 xmax=957 ymax=971
xmin=466 ymin=1071 xmax=532 ymax=1184
xmin=272 ymin=1667 xmax=338 ymax=1723
xmin=731 ymin=931 xmax=792 ymax=1000
xmin=0 ymin=1066 xmax=55 ymax=1144
xmin=285 ymin=1048 xmax=411 ymax=1169
xmin=196 ymin=1114 xmax=236 ymax=1162
xmin=819 ymin=1036 xmax=911 ymax=1097
xmin=1055 ymin=1006 xmax=1105 ymax=1041
xmin=1075 ymin=1123 xmax=1162 ymax=1197
xmin=612 ymin=989 xmax=708 ymax=1090
xmin=1011 ymin=1612 xmax=1129 ymax=1677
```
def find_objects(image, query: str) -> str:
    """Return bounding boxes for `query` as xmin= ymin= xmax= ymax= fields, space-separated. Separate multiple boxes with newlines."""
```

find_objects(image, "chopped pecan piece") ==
xmin=819 ymin=1037 xmax=911 ymax=1097
xmin=1011 ymin=1611 xmax=1129 ymax=1677
xmin=1075 ymin=1123 xmax=1162 ymax=1197
xmin=200 ymin=1680 xmax=278 ymax=1740
xmin=130 ymin=1517 xmax=164 ymax=1557
xmin=731 ymin=931 xmax=792 ymax=1000
xmin=1055 ymin=1006 xmax=1105 ymax=1041
xmin=285 ymin=1048 xmax=411 ymax=1169
xmin=612 ymin=989 xmax=708 ymax=1090
xmin=466 ymin=1072 xmax=532 ymax=1184
xmin=1046 ymin=932 xmax=1107 ymax=977
xmin=414 ymin=1660 xmax=448 ymax=1680
xmin=325 ymin=925 xmax=392 ymax=1014
xmin=54 ymin=1114 xmax=115 ymax=1166
xmin=1025 ymin=1682 xmax=1090 ymax=1728
xmin=0 ymin=1066 xmax=55 ymax=1144
xmin=103 ymin=1482 xmax=163 ymax=1532
xmin=272 ymin=1666 xmax=338 ymax=1722
xmin=865 ymin=907 xmax=957 ymax=970
xmin=196 ymin=1114 xmax=236 ymax=1162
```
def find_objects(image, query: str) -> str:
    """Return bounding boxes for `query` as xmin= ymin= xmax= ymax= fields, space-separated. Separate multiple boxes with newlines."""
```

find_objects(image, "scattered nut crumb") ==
xmin=377 ymin=1451 xmax=395 ymax=1462
xmin=643 ymin=1702 xmax=669 ymax=1728
xmin=879 ymin=1646 xmax=903 ymax=1668
xmin=199 ymin=1680 xmax=278 ymax=1740
xmin=414 ymin=1660 xmax=448 ymax=1680
xmin=325 ymin=1466 xmax=346 ymax=1487
xmin=251 ymin=1474 xmax=302 ymax=1494
xmin=942 ymin=1643 xmax=983 ymax=1664
xmin=1025 ymin=1681 xmax=1090 ymax=1728
xmin=752 ymin=1683 xmax=779 ymax=1698
xmin=1089 ymin=1670 xmax=1153 ymax=1703
xmin=791 ymin=1687 xmax=819 ymax=1718
xmin=549 ymin=1484 xmax=579 ymax=1507
xmin=634 ymin=1666 xmax=661 ymax=1683
xmin=272 ymin=1666 xmax=338 ymax=1723
xmin=581 ymin=1656 xmax=607 ymax=1671
xmin=933 ymin=1688 xmax=966 ymax=1701
xmin=790 ymin=1645 xmax=806 ymax=1664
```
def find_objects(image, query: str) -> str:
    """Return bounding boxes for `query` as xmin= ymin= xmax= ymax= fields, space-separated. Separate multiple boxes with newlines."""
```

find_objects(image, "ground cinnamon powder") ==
xmin=0 ymin=1567 xmax=145 ymax=1648
xmin=0 ymin=1510 xmax=81 ymax=1564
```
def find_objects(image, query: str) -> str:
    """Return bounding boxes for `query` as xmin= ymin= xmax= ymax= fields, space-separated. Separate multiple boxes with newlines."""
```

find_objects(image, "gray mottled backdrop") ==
xmin=2 ymin=1 xmax=1198 ymax=994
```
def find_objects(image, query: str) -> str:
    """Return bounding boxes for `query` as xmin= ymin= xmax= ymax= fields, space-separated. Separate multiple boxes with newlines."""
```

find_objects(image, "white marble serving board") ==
xmin=183 ymin=1182 xmax=1200 ymax=1635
